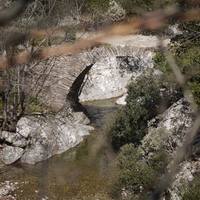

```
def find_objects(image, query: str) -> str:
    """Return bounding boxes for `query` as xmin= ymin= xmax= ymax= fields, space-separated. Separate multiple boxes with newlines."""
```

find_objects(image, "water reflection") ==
xmin=0 ymin=98 xmax=120 ymax=199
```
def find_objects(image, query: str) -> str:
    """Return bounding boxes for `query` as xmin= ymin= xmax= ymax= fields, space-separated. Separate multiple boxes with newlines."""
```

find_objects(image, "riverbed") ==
xmin=0 ymin=98 xmax=120 ymax=200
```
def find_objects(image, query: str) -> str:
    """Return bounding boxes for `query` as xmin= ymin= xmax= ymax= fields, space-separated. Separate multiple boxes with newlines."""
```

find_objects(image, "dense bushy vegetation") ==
xmin=175 ymin=24 xmax=200 ymax=107
xmin=109 ymin=72 xmax=173 ymax=198
xmin=110 ymin=21 xmax=200 ymax=199
xmin=154 ymin=22 xmax=200 ymax=107
xmin=111 ymin=144 xmax=169 ymax=199
xmin=111 ymin=73 xmax=162 ymax=151
xmin=182 ymin=174 xmax=200 ymax=200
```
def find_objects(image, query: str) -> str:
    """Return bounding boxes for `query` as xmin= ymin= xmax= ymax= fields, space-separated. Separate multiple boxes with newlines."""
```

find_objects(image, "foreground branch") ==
xmin=0 ymin=6 xmax=199 ymax=69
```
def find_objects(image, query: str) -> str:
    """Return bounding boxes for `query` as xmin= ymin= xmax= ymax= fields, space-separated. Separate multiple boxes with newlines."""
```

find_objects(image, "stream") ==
xmin=0 ymin=98 xmax=119 ymax=200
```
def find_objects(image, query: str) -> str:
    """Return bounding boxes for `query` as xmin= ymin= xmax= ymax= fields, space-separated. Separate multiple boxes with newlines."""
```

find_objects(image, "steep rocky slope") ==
xmin=0 ymin=35 xmax=169 ymax=165
xmin=139 ymin=98 xmax=200 ymax=199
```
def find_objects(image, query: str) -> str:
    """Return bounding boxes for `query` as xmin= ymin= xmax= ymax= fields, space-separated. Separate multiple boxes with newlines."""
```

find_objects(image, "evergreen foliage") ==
xmin=154 ymin=22 xmax=200 ymax=107
xmin=111 ymin=144 xmax=169 ymax=199
xmin=182 ymin=173 xmax=200 ymax=200
xmin=111 ymin=20 xmax=200 ymax=198
xmin=111 ymin=73 xmax=162 ymax=151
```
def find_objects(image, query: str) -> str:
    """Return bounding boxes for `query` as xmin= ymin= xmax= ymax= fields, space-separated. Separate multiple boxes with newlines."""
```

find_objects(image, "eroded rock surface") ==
xmin=139 ymin=98 xmax=200 ymax=199
xmin=79 ymin=49 xmax=154 ymax=101
xmin=140 ymin=98 xmax=193 ymax=159
xmin=19 ymin=112 xmax=93 ymax=164
xmin=0 ymin=181 xmax=17 ymax=200
xmin=0 ymin=110 xmax=93 ymax=165
xmin=0 ymin=131 xmax=27 ymax=148
xmin=2 ymin=146 xmax=24 ymax=165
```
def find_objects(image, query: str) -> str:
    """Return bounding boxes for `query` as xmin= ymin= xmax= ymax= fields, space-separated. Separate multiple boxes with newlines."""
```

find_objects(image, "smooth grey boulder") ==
xmin=0 ymin=109 xmax=93 ymax=165
xmin=19 ymin=114 xmax=93 ymax=164
xmin=2 ymin=146 xmax=24 ymax=165
xmin=0 ymin=131 xmax=27 ymax=147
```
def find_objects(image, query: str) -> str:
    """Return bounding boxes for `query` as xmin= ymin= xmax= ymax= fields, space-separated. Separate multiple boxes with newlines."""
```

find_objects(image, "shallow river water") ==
xmin=0 ymin=98 xmax=119 ymax=200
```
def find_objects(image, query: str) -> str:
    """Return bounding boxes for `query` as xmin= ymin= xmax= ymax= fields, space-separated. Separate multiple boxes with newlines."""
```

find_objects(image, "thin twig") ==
xmin=0 ymin=6 xmax=199 ymax=69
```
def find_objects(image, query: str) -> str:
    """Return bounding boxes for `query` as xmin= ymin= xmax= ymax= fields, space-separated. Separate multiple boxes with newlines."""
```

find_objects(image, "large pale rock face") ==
xmin=33 ymin=45 xmax=155 ymax=109
xmin=0 ymin=111 xmax=93 ymax=165
xmin=165 ymin=160 xmax=198 ymax=200
xmin=79 ymin=52 xmax=154 ymax=102
xmin=140 ymin=98 xmax=193 ymax=159
xmin=139 ymin=98 xmax=200 ymax=199
xmin=18 ymin=114 xmax=93 ymax=164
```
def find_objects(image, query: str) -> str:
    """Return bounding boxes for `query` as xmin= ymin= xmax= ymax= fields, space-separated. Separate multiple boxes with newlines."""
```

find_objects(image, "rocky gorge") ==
xmin=0 ymin=32 xmax=199 ymax=199
xmin=0 ymin=35 xmax=161 ymax=165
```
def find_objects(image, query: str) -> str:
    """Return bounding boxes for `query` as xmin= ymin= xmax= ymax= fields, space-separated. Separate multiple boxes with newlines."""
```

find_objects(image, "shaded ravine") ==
xmin=66 ymin=63 xmax=94 ymax=113
xmin=0 ymin=98 xmax=119 ymax=200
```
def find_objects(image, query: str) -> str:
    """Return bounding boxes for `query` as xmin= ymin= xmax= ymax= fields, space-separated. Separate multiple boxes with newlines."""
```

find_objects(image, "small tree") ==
xmin=111 ymin=72 xmax=162 ymax=151
xmin=0 ymin=0 xmax=77 ymax=131
xmin=112 ymin=144 xmax=168 ymax=199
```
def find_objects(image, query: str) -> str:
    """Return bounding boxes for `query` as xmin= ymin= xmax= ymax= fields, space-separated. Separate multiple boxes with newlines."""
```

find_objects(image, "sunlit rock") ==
xmin=19 ymin=114 xmax=93 ymax=164
xmin=140 ymin=98 xmax=193 ymax=159
xmin=0 ymin=131 xmax=27 ymax=147
xmin=115 ymin=94 xmax=127 ymax=105
xmin=2 ymin=146 xmax=24 ymax=165
xmin=139 ymin=98 xmax=199 ymax=199
xmin=79 ymin=47 xmax=154 ymax=102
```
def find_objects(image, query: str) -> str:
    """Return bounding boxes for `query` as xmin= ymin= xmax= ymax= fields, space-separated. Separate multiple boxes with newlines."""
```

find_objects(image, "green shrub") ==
xmin=182 ymin=173 xmax=200 ymax=200
xmin=113 ymin=144 xmax=155 ymax=196
xmin=176 ymin=45 xmax=200 ymax=107
xmin=85 ymin=0 xmax=109 ymax=11
xmin=188 ymin=75 xmax=200 ymax=107
xmin=174 ymin=23 xmax=200 ymax=107
xmin=175 ymin=47 xmax=200 ymax=78
xmin=153 ymin=53 xmax=171 ymax=73
xmin=111 ymin=144 xmax=169 ymax=199
xmin=153 ymin=24 xmax=200 ymax=107
xmin=111 ymin=73 xmax=162 ymax=151
xmin=155 ymin=22 xmax=200 ymax=107
xmin=81 ymin=0 xmax=110 ymax=29
xmin=148 ymin=150 xmax=169 ymax=173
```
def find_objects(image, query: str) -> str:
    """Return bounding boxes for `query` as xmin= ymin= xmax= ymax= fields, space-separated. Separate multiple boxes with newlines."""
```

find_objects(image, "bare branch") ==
xmin=0 ymin=6 xmax=199 ymax=69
